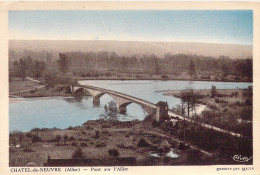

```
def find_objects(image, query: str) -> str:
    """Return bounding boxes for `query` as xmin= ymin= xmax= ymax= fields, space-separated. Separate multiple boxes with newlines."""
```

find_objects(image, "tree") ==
xmin=241 ymin=107 xmax=252 ymax=121
xmin=210 ymin=85 xmax=217 ymax=98
xmin=189 ymin=59 xmax=196 ymax=77
xmin=64 ymin=135 xmax=69 ymax=145
xmin=180 ymin=89 xmax=196 ymax=118
xmin=18 ymin=58 xmax=27 ymax=80
xmin=100 ymin=101 xmax=118 ymax=121
xmin=43 ymin=68 xmax=58 ymax=87
xmin=55 ymin=134 xmax=61 ymax=145
xmin=10 ymin=131 xmax=23 ymax=145
xmin=34 ymin=60 xmax=46 ymax=78
xmin=57 ymin=53 xmax=69 ymax=74
xmin=72 ymin=148 xmax=85 ymax=159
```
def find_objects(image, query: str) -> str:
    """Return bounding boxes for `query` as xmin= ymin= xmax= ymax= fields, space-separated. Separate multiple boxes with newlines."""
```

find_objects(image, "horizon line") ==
xmin=8 ymin=39 xmax=253 ymax=46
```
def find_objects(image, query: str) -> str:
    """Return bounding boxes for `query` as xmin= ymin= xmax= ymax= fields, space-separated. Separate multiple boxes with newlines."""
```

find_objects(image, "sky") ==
xmin=9 ymin=10 xmax=253 ymax=45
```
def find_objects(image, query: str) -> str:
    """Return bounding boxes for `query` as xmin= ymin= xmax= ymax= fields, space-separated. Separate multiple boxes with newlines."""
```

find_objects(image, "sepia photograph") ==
xmin=2 ymin=2 xmax=258 ymax=171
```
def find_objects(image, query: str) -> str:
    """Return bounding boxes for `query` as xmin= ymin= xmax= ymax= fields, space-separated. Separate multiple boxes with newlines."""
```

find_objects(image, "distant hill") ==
xmin=9 ymin=40 xmax=252 ymax=59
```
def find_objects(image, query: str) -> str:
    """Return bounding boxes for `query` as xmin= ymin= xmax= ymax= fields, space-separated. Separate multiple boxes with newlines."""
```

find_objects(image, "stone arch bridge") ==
xmin=70 ymin=84 xmax=159 ymax=119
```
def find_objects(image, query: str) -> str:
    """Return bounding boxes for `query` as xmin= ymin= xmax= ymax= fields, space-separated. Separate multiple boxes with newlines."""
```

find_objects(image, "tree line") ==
xmin=10 ymin=56 xmax=46 ymax=80
xmin=64 ymin=51 xmax=252 ymax=78
xmin=9 ymin=51 xmax=253 ymax=81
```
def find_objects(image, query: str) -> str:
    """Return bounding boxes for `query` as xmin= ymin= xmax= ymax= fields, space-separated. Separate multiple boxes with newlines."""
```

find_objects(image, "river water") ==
xmin=9 ymin=80 xmax=252 ymax=132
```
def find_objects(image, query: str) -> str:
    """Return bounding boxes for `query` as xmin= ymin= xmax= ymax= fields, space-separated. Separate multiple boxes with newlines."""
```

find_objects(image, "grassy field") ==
xmin=9 ymin=119 xmax=214 ymax=166
xmin=9 ymin=78 xmax=40 ymax=93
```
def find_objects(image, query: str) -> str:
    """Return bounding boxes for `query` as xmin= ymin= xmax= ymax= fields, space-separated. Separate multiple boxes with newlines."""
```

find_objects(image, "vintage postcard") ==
xmin=0 ymin=1 xmax=260 ymax=175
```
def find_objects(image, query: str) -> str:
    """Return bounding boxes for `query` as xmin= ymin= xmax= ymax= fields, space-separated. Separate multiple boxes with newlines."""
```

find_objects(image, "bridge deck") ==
xmin=73 ymin=84 xmax=242 ymax=137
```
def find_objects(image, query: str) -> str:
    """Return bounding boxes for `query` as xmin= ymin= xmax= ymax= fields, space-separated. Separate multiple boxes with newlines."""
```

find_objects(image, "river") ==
xmin=9 ymin=80 xmax=252 ymax=132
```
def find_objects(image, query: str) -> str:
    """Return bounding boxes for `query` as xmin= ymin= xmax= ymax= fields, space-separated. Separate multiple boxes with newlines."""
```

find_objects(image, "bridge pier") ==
xmin=93 ymin=97 xmax=100 ymax=106
xmin=118 ymin=106 xmax=127 ymax=115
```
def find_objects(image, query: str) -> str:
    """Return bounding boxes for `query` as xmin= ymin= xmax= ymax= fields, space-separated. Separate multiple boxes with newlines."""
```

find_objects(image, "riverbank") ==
xmin=163 ymin=88 xmax=252 ymax=107
xmin=73 ymin=74 xmax=252 ymax=83
xmin=163 ymin=88 xmax=253 ymax=137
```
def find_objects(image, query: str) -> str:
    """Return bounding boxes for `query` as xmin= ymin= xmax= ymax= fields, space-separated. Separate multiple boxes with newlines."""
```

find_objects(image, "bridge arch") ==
xmin=118 ymin=102 xmax=155 ymax=115
xmin=72 ymin=87 xmax=91 ymax=96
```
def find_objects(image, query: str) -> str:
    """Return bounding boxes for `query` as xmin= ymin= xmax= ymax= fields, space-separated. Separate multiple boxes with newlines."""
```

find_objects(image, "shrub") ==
xmin=71 ymin=142 xmax=78 ymax=146
xmin=31 ymin=135 xmax=42 ymax=143
xmin=94 ymin=129 xmax=101 ymax=139
xmin=86 ymin=125 xmax=94 ymax=130
xmin=235 ymin=76 xmax=241 ymax=81
xmin=206 ymin=102 xmax=220 ymax=110
xmin=80 ymin=143 xmax=88 ymax=147
xmin=23 ymin=147 xmax=35 ymax=152
xmin=234 ymin=101 xmax=241 ymax=106
xmin=116 ymin=143 xmax=136 ymax=150
xmin=177 ymin=142 xmax=186 ymax=150
xmin=161 ymin=75 xmax=169 ymax=79
xmin=81 ymin=130 xmax=87 ymax=135
xmin=64 ymin=135 xmax=69 ymax=145
xmin=108 ymin=149 xmax=120 ymax=157
xmin=159 ymin=140 xmax=171 ymax=153
xmin=95 ymin=141 xmax=107 ymax=147
xmin=105 ymin=72 xmax=112 ymax=77
xmin=67 ymin=126 xmax=75 ymax=130
xmin=26 ymin=133 xmax=32 ymax=138
xmin=245 ymin=99 xmax=252 ymax=105
xmin=69 ymin=136 xmax=76 ymax=141
xmin=137 ymin=137 xmax=150 ymax=147
xmin=55 ymin=134 xmax=61 ymax=145
xmin=101 ymin=123 xmax=111 ymax=128
xmin=102 ymin=130 xmax=110 ymax=135
xmin=72 ymin=148 xmax=85 ymax=159
xmin=30 ymin=128 xmax=41 ymax=132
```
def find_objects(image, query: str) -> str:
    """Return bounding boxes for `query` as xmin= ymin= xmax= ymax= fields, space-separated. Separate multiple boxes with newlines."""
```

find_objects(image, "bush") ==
xmin=95 ymin=141 xmax=107 ymax=147
xmin=72 ymin=148 xmax=85 ymax=159
xmin=102 ymin=130 xmax=110 ymax=135
xmin=71 ymin=142 xmax=78 ymax=146
xmin=177 ymin=142 xmax=186 ymax=150
xmin=116 ymin=143 xmax=136 ymax=150
xmin=26 ymin=133 xmax=32 ymax=138
xmin=234 ymin=101 xmax=241 ymax=106
xmin=137 ymin=137 xmax=150 ymax=147
xmin=161 ymin=75 xmax=169 ymax=79
xmin=108 ymin=149 xmax=120 ymax=157
xmin=67 ymin=126 xmax=75 ymax=130
xmin=23 ymin=147 xmax=35 ymax=152
xmin=80 ymin=142 xmax=88 ymax=147
xmin=94 ymin=129 xmax=101 ymax=139
xmin=69 ymin=136 xmax=76 ymax=141
xmin=81 ymin=130 xmax=87 ymax=135
xmin=105 ymin=72 xmax=112 ymax=77
xmin=158 ymin=140 xmax=171 ymax=153
xmin=31 ymin=135 xmax=42 ymax=143
xmin=245 ymin=99 xmax=252 ymax=106
xmin=101 ymin=123 xmax=111 ymax=128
